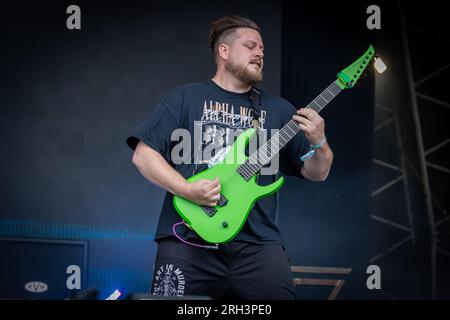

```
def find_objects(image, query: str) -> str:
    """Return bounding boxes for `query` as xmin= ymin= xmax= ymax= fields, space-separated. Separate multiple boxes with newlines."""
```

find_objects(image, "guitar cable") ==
xmin=172 ymin=221 xmax=219 ymax=250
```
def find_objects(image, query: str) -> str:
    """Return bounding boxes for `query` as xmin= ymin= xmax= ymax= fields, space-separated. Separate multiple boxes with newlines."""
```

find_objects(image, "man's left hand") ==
xmin=292 ymin=108 xmax=325 ymax=145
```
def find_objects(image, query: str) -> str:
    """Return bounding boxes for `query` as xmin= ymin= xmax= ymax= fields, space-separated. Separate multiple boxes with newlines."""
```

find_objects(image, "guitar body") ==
xmin=173 ymin=128 xmax=285 ymax=244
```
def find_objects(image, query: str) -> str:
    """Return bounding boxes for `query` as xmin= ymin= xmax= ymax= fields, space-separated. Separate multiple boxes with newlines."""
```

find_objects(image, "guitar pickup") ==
xmin=217 ymin=194 xmax=228 ymax=207
xmin=201 ymin=205 xmax=217 ymax=217
xmin=201 ymin=194 xmax=227 ymax=217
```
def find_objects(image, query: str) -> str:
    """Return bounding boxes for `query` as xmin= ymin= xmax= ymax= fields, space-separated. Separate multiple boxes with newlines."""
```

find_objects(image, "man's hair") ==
xmin=208 ymin=15 xmax=261 ymax=59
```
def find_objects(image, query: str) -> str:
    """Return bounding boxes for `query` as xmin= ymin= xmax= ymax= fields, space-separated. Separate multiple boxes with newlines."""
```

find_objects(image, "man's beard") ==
xmin=225 ymin=59 xmax=263 ymax=86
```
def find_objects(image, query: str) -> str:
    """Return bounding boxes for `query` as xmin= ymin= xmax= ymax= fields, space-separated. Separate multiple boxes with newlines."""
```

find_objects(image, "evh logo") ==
xmin=23 ymin=265 xmax=81 ymax=293
xmin=24 ymin=281 xmax=48 ymax=293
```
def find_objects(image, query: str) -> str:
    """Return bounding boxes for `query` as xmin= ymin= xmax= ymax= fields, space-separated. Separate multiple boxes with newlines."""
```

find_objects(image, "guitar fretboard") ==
xmin=237 ymin=80 xmax=342 ymax=180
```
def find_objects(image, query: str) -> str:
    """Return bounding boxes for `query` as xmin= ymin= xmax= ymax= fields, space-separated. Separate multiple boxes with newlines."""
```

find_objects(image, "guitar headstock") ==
xmin=336 ymin=45 xmax=375 ymax=89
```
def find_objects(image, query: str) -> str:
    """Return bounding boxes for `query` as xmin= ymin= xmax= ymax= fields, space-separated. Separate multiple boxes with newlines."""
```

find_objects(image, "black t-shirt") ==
xmin=126 ymin=80 xmax=310 ymax=245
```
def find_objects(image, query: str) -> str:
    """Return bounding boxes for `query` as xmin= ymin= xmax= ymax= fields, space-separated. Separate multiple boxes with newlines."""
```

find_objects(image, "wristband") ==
xmin=300 ymin=137 xmax=327 ymax=162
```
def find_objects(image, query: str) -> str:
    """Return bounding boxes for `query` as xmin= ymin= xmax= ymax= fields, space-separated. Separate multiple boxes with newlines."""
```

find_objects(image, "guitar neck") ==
xmin=237 ymin=80 xmax=342 ymax=180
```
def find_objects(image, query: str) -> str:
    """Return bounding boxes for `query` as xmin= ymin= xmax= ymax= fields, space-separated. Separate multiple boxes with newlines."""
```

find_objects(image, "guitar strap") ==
xmin=248 ymin=87 xmax=262 ymax=130
xmin=248 ymin=87 xmax=263 ymax=185
xmin=249 ymin=86 xmax=279 ymax=222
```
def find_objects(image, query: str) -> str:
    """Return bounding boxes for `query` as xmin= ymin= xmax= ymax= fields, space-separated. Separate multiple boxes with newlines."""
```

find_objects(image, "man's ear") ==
xmin=217 ymin=43 xmax=229 ymax=61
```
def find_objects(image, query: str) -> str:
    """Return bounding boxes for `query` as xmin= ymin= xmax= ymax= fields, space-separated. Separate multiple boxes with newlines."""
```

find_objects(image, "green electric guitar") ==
xmin=173 ymin=45 xmax=376 ymax=244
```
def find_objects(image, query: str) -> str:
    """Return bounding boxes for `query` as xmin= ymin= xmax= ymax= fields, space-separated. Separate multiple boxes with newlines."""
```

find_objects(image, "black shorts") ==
xmin=150 ymin=237 xmax=296 ymax=300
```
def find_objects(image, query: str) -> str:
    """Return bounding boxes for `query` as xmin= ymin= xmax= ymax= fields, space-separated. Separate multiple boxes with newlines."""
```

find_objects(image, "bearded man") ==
xmin=127 ymin=15 xmax=333 ymax=299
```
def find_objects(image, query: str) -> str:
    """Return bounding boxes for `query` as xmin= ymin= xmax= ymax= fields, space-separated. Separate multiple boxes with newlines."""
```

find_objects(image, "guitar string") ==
xmin=239 ymin=81 xmax=342 ymax=179
xmin=244 ymin=81 xmax=339 ymax=170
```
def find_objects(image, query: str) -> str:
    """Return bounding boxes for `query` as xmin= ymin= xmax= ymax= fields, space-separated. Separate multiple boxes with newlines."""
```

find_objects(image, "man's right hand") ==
xmin=132 ymin=141 xmax=222 ymax=206
xmin=183 ymin=177 xmax=221 ymax=206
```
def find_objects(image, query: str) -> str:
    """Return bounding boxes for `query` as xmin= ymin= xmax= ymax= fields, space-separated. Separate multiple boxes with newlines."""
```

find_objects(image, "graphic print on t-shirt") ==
xmin=196 ymin=99 xmax=267 ymax=168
